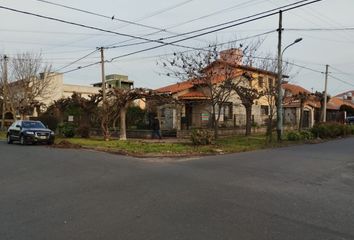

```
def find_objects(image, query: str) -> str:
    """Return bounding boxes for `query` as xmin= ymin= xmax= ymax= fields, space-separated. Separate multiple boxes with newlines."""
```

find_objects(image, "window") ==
xmin=223 ymin=102 xmax=233 ymax=120
xmin=268 ymin=78 xmax=274 ymax=89
xmin=261 ymin=105 xmax=269 ymax=115
xmin=258 ymin=76 xmax=264 ymax=88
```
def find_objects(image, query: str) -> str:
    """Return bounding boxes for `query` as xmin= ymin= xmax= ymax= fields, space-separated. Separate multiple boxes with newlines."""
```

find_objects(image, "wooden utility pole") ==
xmin=1 ymin=55 xmax=8 ymax=130
xmin=276 ymin=10 xmax=283 ymax=141
xmin=323 ymin=64 xmax=329 ymax=122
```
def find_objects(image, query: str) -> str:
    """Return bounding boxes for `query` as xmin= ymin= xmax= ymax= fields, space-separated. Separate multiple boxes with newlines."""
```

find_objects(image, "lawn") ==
xmin=0 ymin=131 xmax=6 ymax=140
xmin=55 ymin=134 xmax=286 ymax=157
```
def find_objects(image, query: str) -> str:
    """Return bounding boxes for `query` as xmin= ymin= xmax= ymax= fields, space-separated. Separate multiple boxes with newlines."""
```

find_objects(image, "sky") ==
xmin=0 ymin=0 xmax=353 ymax=96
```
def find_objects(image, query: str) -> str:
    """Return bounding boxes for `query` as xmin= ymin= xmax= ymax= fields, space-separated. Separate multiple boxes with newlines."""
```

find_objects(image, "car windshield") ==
xmin=22 ymin=121 xmax=46 ymax=129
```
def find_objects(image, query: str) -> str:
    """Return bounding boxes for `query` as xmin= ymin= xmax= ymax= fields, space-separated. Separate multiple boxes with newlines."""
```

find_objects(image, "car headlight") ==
xmin=50 ymin=131 xmax=55 ymax=135
xmin=25 ymin=131 xmax=35 ymax=135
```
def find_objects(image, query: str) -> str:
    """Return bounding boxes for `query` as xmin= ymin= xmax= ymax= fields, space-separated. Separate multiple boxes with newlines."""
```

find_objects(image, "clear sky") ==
xmin=0 ymin=0 xmax=353 ymax=96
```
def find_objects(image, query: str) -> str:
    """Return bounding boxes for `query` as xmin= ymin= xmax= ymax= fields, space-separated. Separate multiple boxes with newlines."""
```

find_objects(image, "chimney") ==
xmin=219 ymin=48 xmax=243 ymax=65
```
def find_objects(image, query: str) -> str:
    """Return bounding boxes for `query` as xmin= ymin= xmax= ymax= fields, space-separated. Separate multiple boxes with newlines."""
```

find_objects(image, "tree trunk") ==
xmin=119 ymin=107 xmax=127 ymax=141
xmin=319 ymin=103 xmax=324 ymax=123
xmin=212 ymin=106 xmax=219 ymax=140
xmin=101 ymin=104 xmax=110 ymax=141
xmin=266 ymin=114 xmax=273 ymax=142
xmin=299 ymin=104 xmax=304 ymax=131
xmin=245 ymin=104 xmax=252 ymax=136
xmin=112 ymin=115 xmax=119 ymax=131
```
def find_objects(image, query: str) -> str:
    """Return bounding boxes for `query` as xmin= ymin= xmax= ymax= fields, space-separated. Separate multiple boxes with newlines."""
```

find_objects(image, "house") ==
xmin=282 ymin=83 xmax=319 ymax=128
xmin=155 ymin=48 xmax=279 ymax=131
xmin=282 ymin=84 xmax=352 ymax=127
xmin=92 ymin=74 xmax=134 ymax=89
xmin=334 ymin=90 xmax=354 ymax=106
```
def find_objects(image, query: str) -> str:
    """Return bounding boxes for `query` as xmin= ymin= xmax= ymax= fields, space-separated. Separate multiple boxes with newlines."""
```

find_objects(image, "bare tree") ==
xmin=160 ymin=45 xmax=244 ymax=139
xmin=5 ymin=53 xmax=53 ymax=120
xmin=101 ymin=88 xmax=165 ymax=141
xmin=295 ymin=91 xmax=311 ymax=131
xmin=254 ymin=54 xmax=293 ymax=141
xmin=313 ymin=91 xmax=330 ymax=122
xmin=233 ymin=73 xmax=263 ymax=136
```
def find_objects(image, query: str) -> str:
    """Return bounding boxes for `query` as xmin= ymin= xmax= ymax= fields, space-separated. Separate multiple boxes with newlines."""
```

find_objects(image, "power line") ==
xmin=127 ymin=0 xmax=194 ymax=22
xmin=110 ymin=30 xmax=276 ymax=60
xmin=103 ymin=0 xmax=270 ymax=49
xmin=109 ymin=0 xmax=323 ymax=61
xmin=328 ymin=74 xmax=354 ymax=87
xmin=0 ymin=5 xmax=172 ymax=46
xmin=55 ymin=49 xmax=99 ymax=72
xmin=328 ymin=65 xmax=353 ymax=76
xmin=160 ymin=0 xmax=316 ymax=41
xmin=287 ymin=27 xmax=354 ymax=31
xmin=34 ymin=0 xmax=320 ymax=75
xmin=34 ymin=0 xmax=202 ymax=52
xmin=57 ymin=30 xmax=273 ymax=71
xmin=0 ymin=1 xmax=316 ymax=54
xmin=162 ymin=0 xmax=268 ymax=31
xmin=0 ymin=4 xmax=207 ymax=52
xmin=35 ymin=0 xmax=172 ymax=33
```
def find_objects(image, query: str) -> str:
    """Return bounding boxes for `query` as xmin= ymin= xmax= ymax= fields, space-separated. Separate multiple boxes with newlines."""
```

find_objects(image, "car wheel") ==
xmin=20 ymin=135 xmax=26 ymax=145
xmin=7 ymin=134 xmax=13 ymax=144
xmin=47 ymin=140 xmax=54 ymax=145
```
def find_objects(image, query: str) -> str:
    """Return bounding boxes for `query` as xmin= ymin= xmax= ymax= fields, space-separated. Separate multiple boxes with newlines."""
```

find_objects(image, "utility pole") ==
xmin=323 ymin=64 xmax=329 ymax=122
xmin=276 ymin=10 xmax=283 ymax=141
xmin=99 ymin=47 xmax=106 ymax=103
xmin=1 ymin=55 xmax=8 ymax=130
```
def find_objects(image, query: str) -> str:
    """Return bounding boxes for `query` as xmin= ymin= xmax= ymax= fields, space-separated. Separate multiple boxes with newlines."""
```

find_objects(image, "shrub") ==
xmin=311 ymin=122 xmax=352 ymax=139
xmin=77 ymin=125 xmax=90 ymax=138
xmin=286 ymin=131 xmax=301 ymax=141
xmin=59 ymin=123 xmax=76 ymax=138
xmin=300 ymin=130 xmax=314 ymax=140
xmin=190 ymin=129 xmax=213 ymax=145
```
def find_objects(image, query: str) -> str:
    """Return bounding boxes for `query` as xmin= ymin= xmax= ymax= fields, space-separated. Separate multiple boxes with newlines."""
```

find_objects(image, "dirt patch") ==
xmin=53 ymin=140 xmax=82 ymax=149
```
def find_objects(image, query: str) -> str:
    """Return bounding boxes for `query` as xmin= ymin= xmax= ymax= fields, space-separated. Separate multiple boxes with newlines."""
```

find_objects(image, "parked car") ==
xmin=7 ymin=120 xmax=55 ymax=145
xmin=346 ymin=116 xmax=354 ymax=125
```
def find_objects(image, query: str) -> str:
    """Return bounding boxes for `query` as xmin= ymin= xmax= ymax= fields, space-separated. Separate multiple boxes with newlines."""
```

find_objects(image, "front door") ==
xmin=185 ymin=104 xmax=193 ymax=129
xmin=302 ymin=111 xmax=310 ymax=128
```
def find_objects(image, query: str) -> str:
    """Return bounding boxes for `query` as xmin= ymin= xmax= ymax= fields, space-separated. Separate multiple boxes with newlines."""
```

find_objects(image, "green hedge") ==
xmin=286 ymin=130 xmax=314 ymax=141
xmin=311 ymin=122 xmax=353 ymax=139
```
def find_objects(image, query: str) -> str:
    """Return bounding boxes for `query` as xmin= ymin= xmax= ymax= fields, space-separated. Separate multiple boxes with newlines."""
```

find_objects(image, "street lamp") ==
xmin=276 ymin=38 xmax=303 ymax=141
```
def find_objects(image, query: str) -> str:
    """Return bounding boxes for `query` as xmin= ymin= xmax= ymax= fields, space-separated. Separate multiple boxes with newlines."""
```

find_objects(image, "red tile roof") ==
xmin=327 ymin=97 xmax=354 ymax=110
xmin=335 ymin=90 xmax=354 ymax=98
xmin=156 ymin=81 xmax=194 ymax=94
xmin=282 ymin=83 xmax=311 ymax=95
xmin=178 ymin=91 xmax=208 ymax=100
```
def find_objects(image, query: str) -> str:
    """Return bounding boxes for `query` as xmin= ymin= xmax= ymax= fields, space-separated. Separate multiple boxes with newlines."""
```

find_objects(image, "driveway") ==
xmin=1 ymin=138 xmax=354 ymax=240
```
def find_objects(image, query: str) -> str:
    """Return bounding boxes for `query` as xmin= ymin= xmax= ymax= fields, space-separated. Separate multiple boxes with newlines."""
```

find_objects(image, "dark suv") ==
xmin=7 ymin=120 xmax=55 ymax=145
xmin=347 ymin=116 xmax=354 ymax=125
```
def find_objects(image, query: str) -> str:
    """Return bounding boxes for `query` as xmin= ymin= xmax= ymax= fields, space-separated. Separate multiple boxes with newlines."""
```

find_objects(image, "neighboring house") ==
xmin=282 ymin=83 xmax=319 ymax=128
xmin=334 ymin=90 xmax=354 ymax=106
xmin=91 ymin=73 xmax=145 ymax=109
xmin=2 ymin=72 xmax=144 ymax=125
xmin=2 ymin=72 xmax=99 ymax=121
xmin=155 ymin=48 xmax=279 ymax=131
xmin=92 ymin=74 xmax=134 ymax=89
xmin=282 ymin=84 xmax=352 ymax=127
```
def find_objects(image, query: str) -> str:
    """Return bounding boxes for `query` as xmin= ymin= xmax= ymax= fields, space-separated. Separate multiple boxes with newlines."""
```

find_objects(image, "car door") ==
xmin=12 ymin=121 xmax=22 ymax=140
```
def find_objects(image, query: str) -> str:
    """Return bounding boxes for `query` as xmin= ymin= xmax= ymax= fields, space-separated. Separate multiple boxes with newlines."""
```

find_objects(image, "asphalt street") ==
xmin=0 ymin=138 xmax=354 ymax=240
